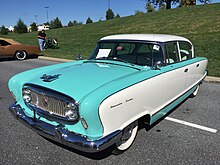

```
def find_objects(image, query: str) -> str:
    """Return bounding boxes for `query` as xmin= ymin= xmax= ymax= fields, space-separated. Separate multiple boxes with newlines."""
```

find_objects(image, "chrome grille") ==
xmin=28 ymin=89 xmax=68 ymax=117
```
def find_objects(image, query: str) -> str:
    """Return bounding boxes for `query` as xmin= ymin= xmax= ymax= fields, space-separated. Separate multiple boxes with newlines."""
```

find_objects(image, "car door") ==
xmin=178 ymin=41 xmax=198 ymax=90
xmin=0 ymin=40 xmax=12 ymax=57
xmin=162 ymin=42 xmax=188 ymax=105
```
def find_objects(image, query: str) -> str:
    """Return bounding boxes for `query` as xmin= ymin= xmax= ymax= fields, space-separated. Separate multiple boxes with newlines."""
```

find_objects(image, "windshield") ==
xmin=89 ymin=41 xmax=164 ymax=66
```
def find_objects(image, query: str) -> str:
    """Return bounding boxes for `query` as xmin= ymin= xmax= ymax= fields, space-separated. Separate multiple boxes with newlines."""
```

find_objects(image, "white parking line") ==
xmin=165 ymin=117 xmax=218 ymax=133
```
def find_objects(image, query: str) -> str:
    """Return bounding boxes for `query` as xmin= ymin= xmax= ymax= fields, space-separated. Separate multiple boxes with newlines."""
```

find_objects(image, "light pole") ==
xmin=108 ymin=0 xmax=110 ymax=9
xmin=45 ymin=6 xmax=49 ymax=23
xmin=34 ymin=15 xmax=38 ymax=24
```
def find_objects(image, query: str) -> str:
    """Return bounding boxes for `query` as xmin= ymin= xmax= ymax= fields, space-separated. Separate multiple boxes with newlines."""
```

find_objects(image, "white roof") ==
xmin=100 ymin=34 xmax=191 ymax=43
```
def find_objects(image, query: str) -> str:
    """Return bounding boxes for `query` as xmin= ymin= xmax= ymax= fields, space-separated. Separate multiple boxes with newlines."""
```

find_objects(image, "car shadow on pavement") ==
xmin=0 ymin=55 xmax=39 ymax=62
xmin=42 ymin=136 xmax=114 ymax=160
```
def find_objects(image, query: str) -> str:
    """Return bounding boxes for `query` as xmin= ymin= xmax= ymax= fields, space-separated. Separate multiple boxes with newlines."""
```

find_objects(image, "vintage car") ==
xmin=8 ymin=34 xmax=208 ymax=154
xmin=0 ymin=38 xmax=40 ymax=60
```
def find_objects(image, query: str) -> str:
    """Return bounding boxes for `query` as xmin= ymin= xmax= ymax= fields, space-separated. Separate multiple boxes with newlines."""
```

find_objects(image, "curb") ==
xmin=38 ymin=56 xmax=220 ymax=83
xmin=204 ymin=76 xmax=220 ymax=83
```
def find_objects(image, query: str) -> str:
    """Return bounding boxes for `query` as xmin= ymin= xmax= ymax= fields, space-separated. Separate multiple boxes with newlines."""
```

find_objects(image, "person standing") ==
xmin=38 ymin=30 xmax=46 ymax=51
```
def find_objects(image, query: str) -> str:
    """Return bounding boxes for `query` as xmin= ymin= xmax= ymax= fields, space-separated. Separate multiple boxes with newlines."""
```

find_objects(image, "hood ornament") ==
xmin=40 ymin=74 xmax=62 ymax=82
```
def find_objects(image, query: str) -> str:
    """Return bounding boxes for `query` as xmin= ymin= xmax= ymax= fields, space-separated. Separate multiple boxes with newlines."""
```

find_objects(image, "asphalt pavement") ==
xmin=0 ymin=58 xmax=219 ymax=165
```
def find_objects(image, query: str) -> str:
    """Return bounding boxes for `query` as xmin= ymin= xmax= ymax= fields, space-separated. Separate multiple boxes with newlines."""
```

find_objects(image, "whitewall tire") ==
xmin=190 ymin=84 xmax=200 ymax=97
xmin=112 ymin=120 xmax=138 ymax=154
xmin=15 ymin=51 xmax=27 ymax=60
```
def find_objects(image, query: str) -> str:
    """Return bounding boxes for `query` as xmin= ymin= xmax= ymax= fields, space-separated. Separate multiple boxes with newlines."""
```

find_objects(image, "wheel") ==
xmin=112 ymin=120 xmax=138 ymax=155
xmin=15 ymin=50 xmax=27 ymax=60
xmin=190 ymin=84 xmax=200 ymax=97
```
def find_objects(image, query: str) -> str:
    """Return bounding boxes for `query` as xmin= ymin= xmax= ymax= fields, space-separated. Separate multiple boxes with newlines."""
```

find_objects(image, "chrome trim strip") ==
xmin=9 ymin=103 xmax=122 ymax=153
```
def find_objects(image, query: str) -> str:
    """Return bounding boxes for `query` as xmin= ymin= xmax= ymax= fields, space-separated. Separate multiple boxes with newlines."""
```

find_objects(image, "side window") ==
xmin=179 ymin=42 xmax=193 ymax=61
xmin=136 ymin=44 xmax=151 ymax=54
xmin=165 ymin=42 xmax=180 ymax=64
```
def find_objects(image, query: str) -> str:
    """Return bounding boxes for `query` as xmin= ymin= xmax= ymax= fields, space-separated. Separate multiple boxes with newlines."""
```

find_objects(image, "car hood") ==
xmin=27 ymin=61 xmax=140 ymax=101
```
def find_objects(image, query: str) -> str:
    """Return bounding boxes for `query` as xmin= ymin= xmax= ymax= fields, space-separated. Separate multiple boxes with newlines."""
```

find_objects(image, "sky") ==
xmin=1 ymin=0 xmax=219 ymax=28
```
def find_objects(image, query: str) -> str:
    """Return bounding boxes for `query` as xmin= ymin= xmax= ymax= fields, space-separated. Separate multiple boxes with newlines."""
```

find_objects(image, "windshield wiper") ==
xmin=112 ymin=57 xmax=134 ymax=66
xmin=95 ymin=57 xmax=112 ymax=60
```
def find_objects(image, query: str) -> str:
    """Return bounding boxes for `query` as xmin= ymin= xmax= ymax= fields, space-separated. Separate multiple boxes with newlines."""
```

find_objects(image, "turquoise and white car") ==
xmin=8 ymin=34 xmax=208 ymax=154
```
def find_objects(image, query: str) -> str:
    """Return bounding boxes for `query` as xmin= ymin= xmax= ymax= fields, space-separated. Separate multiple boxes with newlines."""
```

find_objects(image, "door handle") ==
xmin=184 ymin=68 xmax=188 ymax=72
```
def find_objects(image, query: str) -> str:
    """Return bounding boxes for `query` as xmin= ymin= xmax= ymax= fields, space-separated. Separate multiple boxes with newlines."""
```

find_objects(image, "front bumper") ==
xmin=9 ymin=103 xmax=122 ymax=153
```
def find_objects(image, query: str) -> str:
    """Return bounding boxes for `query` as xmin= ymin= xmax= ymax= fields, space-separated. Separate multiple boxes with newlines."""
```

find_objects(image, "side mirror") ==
xmin=152 ymin=61 xmax=162 ymax=70
xmin=76 ymin=54 xmax=83 ymax=60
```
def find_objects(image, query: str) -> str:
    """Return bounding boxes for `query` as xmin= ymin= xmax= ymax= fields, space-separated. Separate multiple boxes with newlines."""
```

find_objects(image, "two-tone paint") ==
xmin=8 ymin=34 xmax=208 ymax=153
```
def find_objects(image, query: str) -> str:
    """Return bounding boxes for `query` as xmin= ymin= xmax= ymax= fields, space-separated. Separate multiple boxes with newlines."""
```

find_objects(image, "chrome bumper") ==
xmin=9 ymin=103 xmax=122 ymax=153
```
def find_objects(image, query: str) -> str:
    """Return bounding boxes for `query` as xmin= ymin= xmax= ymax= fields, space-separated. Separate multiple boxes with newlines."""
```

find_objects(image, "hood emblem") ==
xmin=40 ymin=74 xmax=61 ymax=82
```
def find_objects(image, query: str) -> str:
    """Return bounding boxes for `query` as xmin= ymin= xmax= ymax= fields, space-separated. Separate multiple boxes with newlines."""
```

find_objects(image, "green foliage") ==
xmin=68 ymin=20 xmax=82 ymax=27
xmin=106 ymin=9 xmax=115 ymax=20
xmin=14 ymin=19 xmax=27 ymax=34
xmin=144 ymin=0 xmax=212 ymax=9
xmin=159 ymin=3 xmax=166 ymax=10
xmin=200 ymin=0 xmax=212 ymax=4
xmin=44 ymin=22 xmax=50 ymax=26
xmin=146 ymin=3 xmax=155 ymax=12
xmin=50 ymin=17 xmax=63 ymax=29
xmin=180 ymin=0 xmax=196 ymax=6
xmin=135 ymin=10 xmax=145 ymax=15
xmin=2 ymin=3 xmax=219 ymax=76
xmin=115 ymin=14 xmax=121 ymax=18
xmin=67 ymin=21 xmax=74 ymax=27
xmin=0 ymin=25 xmax=8 ymax=35
xmin=144 ymin=0 xmax=179 ymax=9
xmin=30 ymin=22 xmax=38 ymax=31
xmin=86 ymin=17 xmax=93 ymax=24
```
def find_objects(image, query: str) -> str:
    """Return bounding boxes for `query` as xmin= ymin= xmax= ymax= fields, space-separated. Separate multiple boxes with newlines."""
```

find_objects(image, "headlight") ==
xmin=22 ymin=89 xmax=32 ymax=103
xmin=64 ymin=102 xmax=79 ymax=120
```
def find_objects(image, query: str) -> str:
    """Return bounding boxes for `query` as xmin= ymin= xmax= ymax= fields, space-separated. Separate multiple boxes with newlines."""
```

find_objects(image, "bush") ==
xmin=0 ymin=25 xmax=8 ymax=35
xmin=30 ymin=22 xmax=38 ymax=31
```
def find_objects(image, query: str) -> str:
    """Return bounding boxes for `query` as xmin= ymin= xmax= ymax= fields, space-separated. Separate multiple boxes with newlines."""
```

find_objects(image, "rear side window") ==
xmin=165 ymin=42 xmax=180 ymax=64
xmin=0 ymin=40 xmax=11 ymax=46
xmin=179 ymin=41 xmax=193 ymax=61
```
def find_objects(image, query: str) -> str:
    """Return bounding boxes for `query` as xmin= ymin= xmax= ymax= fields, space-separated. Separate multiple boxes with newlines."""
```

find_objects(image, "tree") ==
xmin=144 ymin=0 xmax=211 ymax=9
xmin=144 ymin=0 xmax=178 ymax=9
xmin=146 ymin=3 xmax=155 ymax=13
xmin=50 ymin=17 xmax=63 ymax=29
xmin=44 ymin=22 xmax=50 ymax=26
xmin=68 ymin=21 xmax=74 ymax=27
xmin=86 ymin=17 xmax=93 ymax=24
xmin=68 ymin=20 xmax=82 ymax=27
xmin=115 ymin=14 xmax=121 ymax=18
xmin=180 ymin=0 xmax=196 ymax=6
xmin=14 ymin=19 xmax=27 ymax=34
xmin=199 ymin=0 xmax=211 ymax=4
xmin=106 ymin=9 xmax=115 ymax=20
xmin=0 ymin=25 xmax=8 ymax=35
xmin=30 ymin=22 xmax=38 ymax=31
